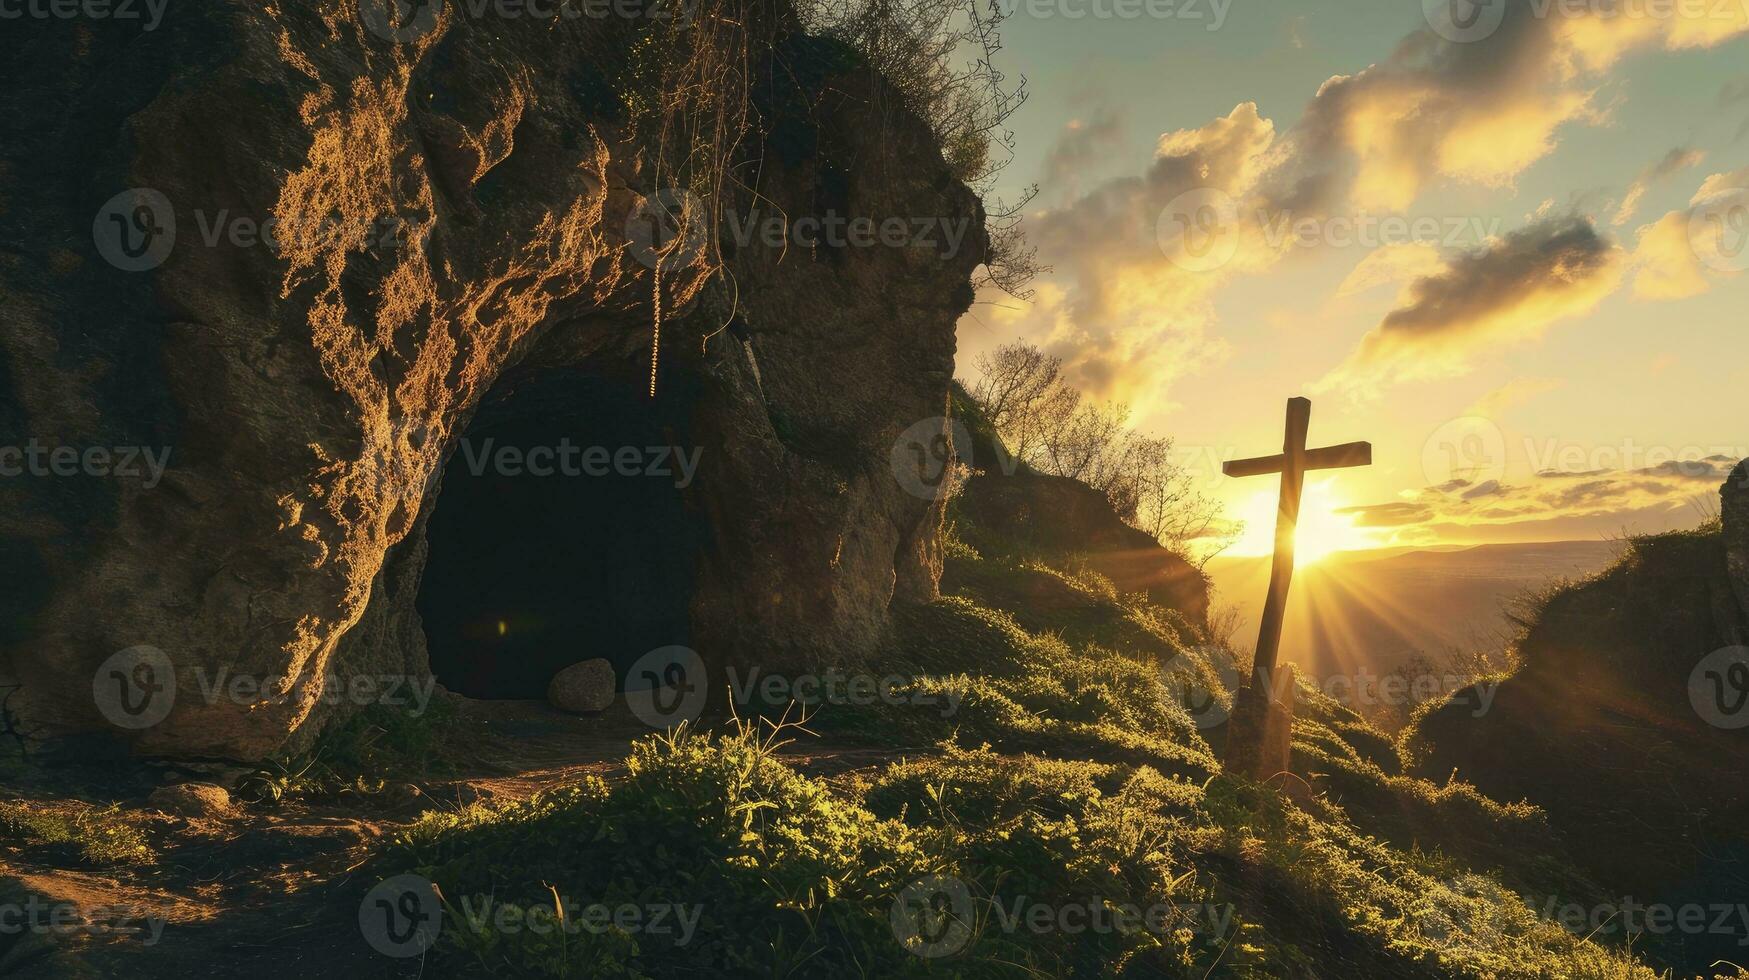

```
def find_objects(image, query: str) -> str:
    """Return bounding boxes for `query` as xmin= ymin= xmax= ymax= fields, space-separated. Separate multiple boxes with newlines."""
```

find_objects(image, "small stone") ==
xmin=547 ymin=658 xmax=616 ymax=714
xmin=148 ymin=782 xmax=236 ymax=819
xmin=383 ymin=783 xmax=423 ymax=806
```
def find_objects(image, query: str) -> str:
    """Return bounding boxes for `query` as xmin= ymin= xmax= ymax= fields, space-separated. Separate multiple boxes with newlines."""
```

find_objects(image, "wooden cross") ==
xmin=1223 ymin=397 xmax=1371 ymax=693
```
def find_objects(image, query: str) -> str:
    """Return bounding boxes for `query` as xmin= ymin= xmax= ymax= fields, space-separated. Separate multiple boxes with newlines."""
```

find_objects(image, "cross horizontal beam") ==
xmin=1221 ymin=441 xmax=1372 ymax=478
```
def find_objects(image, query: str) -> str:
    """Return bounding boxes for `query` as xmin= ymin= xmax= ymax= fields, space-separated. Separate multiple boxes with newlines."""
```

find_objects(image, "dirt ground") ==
xmin=0 ymin=700 xmax=909 ymax=978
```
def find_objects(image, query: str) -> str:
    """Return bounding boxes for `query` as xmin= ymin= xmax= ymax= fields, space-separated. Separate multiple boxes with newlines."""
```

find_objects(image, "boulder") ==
xmin=148 ymin=782 xmax=235 ymax=819
xmin=547 ymin=659 xmax=617 ymax=715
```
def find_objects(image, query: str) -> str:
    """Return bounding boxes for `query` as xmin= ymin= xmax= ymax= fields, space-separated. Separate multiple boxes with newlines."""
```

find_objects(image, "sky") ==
xmin=954 ymin=0 xmax=1749 ymax=556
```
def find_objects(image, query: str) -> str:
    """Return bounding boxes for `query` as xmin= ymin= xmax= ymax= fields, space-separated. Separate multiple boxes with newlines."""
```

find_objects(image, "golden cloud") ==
xmin=1316 ymin=216 xmax=1625 ymax=394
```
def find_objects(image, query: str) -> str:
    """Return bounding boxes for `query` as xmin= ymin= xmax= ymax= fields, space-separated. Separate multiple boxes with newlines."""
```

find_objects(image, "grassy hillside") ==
xmin=1405 ymin=521 xmax=1749 ymax=975
xmin=371 ymin=529 xmax=1702 ymax=977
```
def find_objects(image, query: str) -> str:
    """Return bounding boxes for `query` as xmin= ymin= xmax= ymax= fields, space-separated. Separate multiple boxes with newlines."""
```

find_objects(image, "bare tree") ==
xmin=968 ymin=342 xmax=1077 ymax=465
xmin=1129 ymin=436 xmax=1235 ymax=567
xmin=964 ymin=341 xmax=1239 ymax=564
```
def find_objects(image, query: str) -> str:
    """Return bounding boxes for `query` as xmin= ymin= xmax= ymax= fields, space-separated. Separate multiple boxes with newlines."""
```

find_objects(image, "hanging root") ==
xmin=650 ymin=264 xmax=663 ymax=398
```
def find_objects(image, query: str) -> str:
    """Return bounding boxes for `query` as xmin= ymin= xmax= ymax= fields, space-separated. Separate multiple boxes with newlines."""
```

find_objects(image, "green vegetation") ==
xmin=373 ymin=532 xmax=1689 ymax=977
xmin=1400 ymin=520 xmax=1749 ymax=976
xmin=0 ymin=800 xmax=154 ymax=868
xmin=236 ymin=699 xmax=457 ymax=804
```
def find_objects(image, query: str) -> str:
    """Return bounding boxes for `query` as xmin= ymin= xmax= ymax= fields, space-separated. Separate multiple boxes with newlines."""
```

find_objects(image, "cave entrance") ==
xmin=416 ymin=367 xmax=706 ymax=700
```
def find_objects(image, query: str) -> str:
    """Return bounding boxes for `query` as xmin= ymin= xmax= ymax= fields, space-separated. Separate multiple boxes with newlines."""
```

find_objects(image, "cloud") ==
xmin=1724 ymin=74 xmax=1749 ymax=106
xmin=1338 ymin=454 xmax=1743 ymax=541
xmin=1612 ymin=146 xmax=1705 ymax=225
xmin=1041 ymin=110 xmax=1125 ymax=200
xmin=999 ymin=102 xmax=1277 ymax=406
xmin=1630 ymin=166 xmax=1749 ymax=299
xmin=1335 ymin=242 xmax=1448 ymax=296
xmin=1468 ymin=376 xmax=1565 ymax=417
xmin=1256 ymin=0 xmax=1745 ymax=214
xmin=1316 ymin=216 xmax=1624 ymax=394
xmin=965 ymin=0 xmax=1748 ymax=414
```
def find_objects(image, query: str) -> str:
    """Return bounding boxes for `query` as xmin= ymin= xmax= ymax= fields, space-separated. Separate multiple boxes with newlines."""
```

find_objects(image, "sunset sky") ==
xmin=956 ymin=0 xmax=1748 ymax=555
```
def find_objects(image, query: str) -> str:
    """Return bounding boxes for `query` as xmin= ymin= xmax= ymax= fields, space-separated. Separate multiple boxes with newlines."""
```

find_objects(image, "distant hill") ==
xmin=1206 ymin=540 xmax=1623 ymax=679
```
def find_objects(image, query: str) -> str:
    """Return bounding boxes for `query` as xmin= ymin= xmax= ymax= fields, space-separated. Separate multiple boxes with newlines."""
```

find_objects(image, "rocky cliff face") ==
xmin=0 ymin=4 xmax=983 ymax=758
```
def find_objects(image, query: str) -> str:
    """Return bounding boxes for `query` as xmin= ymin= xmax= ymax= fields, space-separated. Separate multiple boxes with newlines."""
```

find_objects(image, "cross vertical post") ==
xmin=1251 ymin=396 xmax=1309 ymax=694
xmin=1220 ymin=396 xmax=1370 ymax=781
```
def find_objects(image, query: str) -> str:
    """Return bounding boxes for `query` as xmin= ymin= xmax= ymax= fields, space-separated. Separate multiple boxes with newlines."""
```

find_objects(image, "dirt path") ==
xmin=0 ymin=701 xmax=918 ymax=978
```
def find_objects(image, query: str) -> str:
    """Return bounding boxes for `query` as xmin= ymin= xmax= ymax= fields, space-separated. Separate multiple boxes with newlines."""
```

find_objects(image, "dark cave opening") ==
xmin=416 ymin=367 xmax=707 ymax=700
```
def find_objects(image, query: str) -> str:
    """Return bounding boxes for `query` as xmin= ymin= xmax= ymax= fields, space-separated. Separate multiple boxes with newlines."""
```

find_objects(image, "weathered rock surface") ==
xmin=547 ymin=659 xmax=616 ymax=714
xmin=0 ymin=5 xmax=983 ymax=757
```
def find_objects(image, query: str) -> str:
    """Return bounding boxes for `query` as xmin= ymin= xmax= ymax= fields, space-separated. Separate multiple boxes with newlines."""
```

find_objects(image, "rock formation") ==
xmin=0 ymin=4 xmax=983 ymax=758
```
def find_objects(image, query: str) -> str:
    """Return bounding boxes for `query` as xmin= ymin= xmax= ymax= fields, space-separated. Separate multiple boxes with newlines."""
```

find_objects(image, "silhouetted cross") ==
xmin=1223 ymin=397 xmax=1371 ymax=692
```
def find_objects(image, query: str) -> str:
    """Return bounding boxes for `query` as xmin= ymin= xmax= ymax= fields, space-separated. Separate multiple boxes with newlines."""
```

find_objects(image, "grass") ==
xmin=367 ymin=537 xmax=1679 ymax=977
xmin=235 ymin=698 xmax=458 ymax=804
xmin=380 ymin=717 xmax=1666 ymax=978
xmin=0 ymin=800 xmax=155 ymax=868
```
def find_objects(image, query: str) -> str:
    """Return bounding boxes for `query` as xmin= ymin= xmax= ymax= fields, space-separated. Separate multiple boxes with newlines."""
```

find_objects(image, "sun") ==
xmin=1229 ymin=479 xmax=1368 ymax=566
